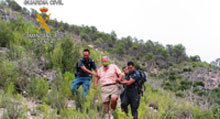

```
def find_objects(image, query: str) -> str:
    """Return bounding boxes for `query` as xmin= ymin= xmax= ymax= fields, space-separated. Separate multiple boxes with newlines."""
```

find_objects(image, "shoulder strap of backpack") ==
xmin=76 ymin=58 xmax=82 ymax=72
xmin=89 ymin=58 xmax=94 ymax=66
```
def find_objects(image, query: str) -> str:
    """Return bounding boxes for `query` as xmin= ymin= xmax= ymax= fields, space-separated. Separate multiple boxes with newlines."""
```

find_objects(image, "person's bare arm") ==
xmin=80 ymin=66 xmax=97 ymax=76
xmin=114 ymin=65 xmax=123 ymax=82
xmin=120 ymin=78 xmax=136 ymax=85
xmin=94 ymin=76 xmax=100 ymax=89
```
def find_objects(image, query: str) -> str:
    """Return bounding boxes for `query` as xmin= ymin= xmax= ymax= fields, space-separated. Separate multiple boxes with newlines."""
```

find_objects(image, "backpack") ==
xmin=136 ymin=71 xmax=148 ymax=95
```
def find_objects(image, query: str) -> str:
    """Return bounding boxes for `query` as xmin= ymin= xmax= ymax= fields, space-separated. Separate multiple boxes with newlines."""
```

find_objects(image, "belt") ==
xmin=102 ymin=83 xmax=117 ymax=87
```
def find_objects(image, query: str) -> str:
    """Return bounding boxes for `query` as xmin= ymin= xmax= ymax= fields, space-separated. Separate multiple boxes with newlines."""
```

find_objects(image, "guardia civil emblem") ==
xmin=36 ymin=7 xmax=51 ymax=32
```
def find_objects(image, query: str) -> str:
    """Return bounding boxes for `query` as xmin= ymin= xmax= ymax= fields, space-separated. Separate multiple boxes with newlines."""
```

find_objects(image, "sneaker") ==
xmin=109 ymin=111 xmax=114 ymax=119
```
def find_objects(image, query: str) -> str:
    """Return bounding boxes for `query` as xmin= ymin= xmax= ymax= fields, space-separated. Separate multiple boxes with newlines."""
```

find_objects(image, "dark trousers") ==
xmin=121 ymin=89 xmax=140 ymax=119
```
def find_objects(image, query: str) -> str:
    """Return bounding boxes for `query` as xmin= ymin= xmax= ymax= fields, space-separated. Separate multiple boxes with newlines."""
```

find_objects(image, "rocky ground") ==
xmin=185 ymin=67 xmax=220 ymax=89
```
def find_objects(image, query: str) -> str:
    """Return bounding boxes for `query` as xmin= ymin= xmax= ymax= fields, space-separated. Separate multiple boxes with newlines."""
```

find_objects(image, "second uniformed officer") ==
xmin=120 ymin=61 xmax=140 ymax=119
xmin=70 ymin=49 xmax=98 ymax=96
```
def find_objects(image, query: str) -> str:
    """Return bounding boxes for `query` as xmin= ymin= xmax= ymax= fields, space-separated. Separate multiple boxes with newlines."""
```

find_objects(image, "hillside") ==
xmin=0 ymin=1 xmax=220 ymax=119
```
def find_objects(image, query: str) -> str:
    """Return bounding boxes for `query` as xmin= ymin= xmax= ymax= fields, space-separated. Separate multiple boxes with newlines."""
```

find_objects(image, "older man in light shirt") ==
xmin=94 ymin=56 xmax=123 ymax=118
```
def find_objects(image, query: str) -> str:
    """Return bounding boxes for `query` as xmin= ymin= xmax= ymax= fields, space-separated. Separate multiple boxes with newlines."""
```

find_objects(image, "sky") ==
xmin=14 ymin=0 xmax=220 ymax=63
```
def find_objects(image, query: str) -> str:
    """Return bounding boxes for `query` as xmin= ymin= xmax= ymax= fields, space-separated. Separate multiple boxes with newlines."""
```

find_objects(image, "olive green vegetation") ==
xmin=0 ymin=1 xmax=220 ymax=118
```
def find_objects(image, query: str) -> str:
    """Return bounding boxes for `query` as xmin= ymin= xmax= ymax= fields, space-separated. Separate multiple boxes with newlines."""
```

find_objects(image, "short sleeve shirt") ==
xmin=77 ymin=58 xmax=97 ymax=77
xmin=124 ymin=69 xmax=140 ymax=89
xmin=97 ymin=64 xmax=122 ymax=86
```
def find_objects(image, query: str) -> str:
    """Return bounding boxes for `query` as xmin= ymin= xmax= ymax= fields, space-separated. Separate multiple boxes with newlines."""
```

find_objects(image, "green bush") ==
xmin=0 ymin=89 xmax=4 ymax=106
xmin=193 ymin=110 xmax=215 ymax=119
xmin=194 ymin=62 xmax=211 ymax=68
xmin=190 ymin=55 xmax=201 ymax=62
xmin=193 ymin=81 xmax=205 ymax=87
xmin=46 ymin=85 xmax=68 ymax=112
xmin=115 ymin=42 xmax=125 ymax=54
xmin=80 ymin=32 xmax=91 ymax=42
xmin=197 ymin=90 xmax=207 ymax=96
xmin=144 ymin=53 xmax=154 ymax=61
xmin=114 ymin=109 xmax=133 ymax=119
xmin=36 ymin=104 xmax=51 ymax=114
xmin=0 ymin=1 xmax=5 ymax=7
xmin=209 ymin=88 xmax=220 ymax=104
xmin=162 ymin=81 xmax=180 ymax=92
xmin=211 ymin=104 xmax=220 ymax=119
xmin=61 ymin=36 xmax=81 ymax=73
xmin=180 ymin=80 xmax=192 ymax=90
xmin=32 ymin=39 xmax=48 ymax=57
xmin=175 ymin=90 xmax=184 ymax=97
xmin=45 ymin=110 xmax=57 ymax=119
xmin=161 ymin=111 xmax=177 ymax=119
xmin=0 ymin=59 xmax=18 ymax=88
xmin=1 ymin=93 xmax=26 ymax=119
xmin=61 ymin=72 xmax=75 ymax=98
xmin=5 ymin=81 xmax=17 ymax=94
xmin=94 ymin=37 xmax=103 ymax=45
xmin=133 ymin=60 xmax=144 ymax=71
xmin=60 ymin=108 xmax=85 ymax=119
xmin=193 ymin=87 xmax=200 ymax=93
xmin=73 ymin=87 xmax=87 ymax=112
xmin=182 ymin=66 xmax=194 ymax=72
xmin=3 ymin=100 xmax=26 ymax=119
xmin=26 ymin=77 xmax=49 ymax=99
xmin=168 ymin=71 xmax=177 ymax=81
xmin=7 ymin=44 xmax=25 ymax=60
xmin=0 ymin=21 xmax=14 ymax=47
xmin=51 ymin=44 xmax=63 ymax=69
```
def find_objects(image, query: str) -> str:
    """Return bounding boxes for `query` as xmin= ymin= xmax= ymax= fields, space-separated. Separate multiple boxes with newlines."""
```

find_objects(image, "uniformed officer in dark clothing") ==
xmin=120 ymin=61 xmax=140 ymax=119
xmin=70 ymin=49 xmax=98 ymax=96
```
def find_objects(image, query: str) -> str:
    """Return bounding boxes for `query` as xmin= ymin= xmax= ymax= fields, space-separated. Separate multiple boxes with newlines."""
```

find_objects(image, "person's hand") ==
xmin=95 ymin=75 xmax=100 ymax=79
xmin=116 ymin=78 xmax=121 ymax=82
xmin=92 ymin=72 xmax=98 ymax=77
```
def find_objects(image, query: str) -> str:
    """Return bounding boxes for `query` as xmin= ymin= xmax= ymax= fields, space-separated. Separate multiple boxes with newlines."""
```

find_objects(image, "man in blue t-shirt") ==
xmin=70 ymin=49 xmax=98 ymax=96
xmin=120 ymin=61 xmax=140 ymax=119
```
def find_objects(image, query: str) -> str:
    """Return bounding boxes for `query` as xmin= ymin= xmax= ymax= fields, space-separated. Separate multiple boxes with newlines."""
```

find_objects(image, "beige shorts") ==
xmin=101 ymin=84 xmax=121 ymax=102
